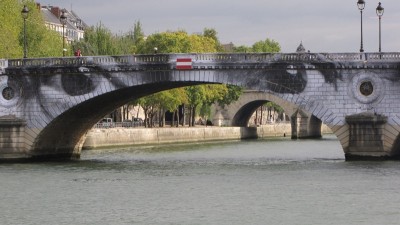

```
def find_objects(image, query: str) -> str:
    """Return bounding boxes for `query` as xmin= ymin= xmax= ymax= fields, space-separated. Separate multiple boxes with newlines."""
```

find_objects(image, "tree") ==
xmin=203 ymin=28 xmax=224 ymax=52
xmin=137 ymin=30 xmax=217 ymax=54
xmin=158 ymin=88 xmax=187 ymax=127
xmin=0 ymin=0 xmax=63 ymax=58
xmin=233 ymin=45 xmax=251 ymax=53
xmin=132 ymin=21 xmax=145 ymax=49
xmin=185 ymin=85 xmax=205 ymax=126
xmin=252 ymin=38 xmax=281 ymax=53
xmin=217 ymin=85 xmax=243 ymax=107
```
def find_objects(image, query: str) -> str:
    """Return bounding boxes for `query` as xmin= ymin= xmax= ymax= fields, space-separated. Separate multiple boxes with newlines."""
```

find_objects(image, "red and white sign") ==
xmin=176 ymin=58 xmax=192 ymax=70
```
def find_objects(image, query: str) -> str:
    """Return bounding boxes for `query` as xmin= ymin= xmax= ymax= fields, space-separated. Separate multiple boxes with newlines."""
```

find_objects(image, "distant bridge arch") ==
xmin=213 ymin=90 xmax=323 ymax=139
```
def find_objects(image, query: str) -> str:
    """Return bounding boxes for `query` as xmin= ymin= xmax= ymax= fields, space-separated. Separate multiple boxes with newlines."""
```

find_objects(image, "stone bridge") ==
xmin=1 ymin=52 xmax=400 ymax=161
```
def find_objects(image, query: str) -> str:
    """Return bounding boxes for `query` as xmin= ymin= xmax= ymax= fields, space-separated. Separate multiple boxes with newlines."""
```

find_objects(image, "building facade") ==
xmin=38 ymin=3 xmax=87 ymax=44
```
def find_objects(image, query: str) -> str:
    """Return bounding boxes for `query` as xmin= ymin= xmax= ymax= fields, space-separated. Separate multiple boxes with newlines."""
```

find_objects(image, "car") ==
xmin=100 ymin=118 xmax=114 ymax=128
xmin=132 ymin=117 xmax=143 ymax=126
xmin=122 ymin=119 xmax=132 ymax=127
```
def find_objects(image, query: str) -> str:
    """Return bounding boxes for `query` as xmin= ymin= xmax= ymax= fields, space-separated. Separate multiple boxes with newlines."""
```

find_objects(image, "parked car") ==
xmin=122 ymin=119 xmax=132 ymax=127
xmin=132 ymin=117 xmax=143 ymax=126
xmin=99 ymin=118 xmax=114 ymax=128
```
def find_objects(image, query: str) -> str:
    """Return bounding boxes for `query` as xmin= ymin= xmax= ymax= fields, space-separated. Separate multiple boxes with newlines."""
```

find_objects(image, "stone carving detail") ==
xmin=348 ymin=72 xmax=384 ymax=110
xmin=0 ymin=75 xmax=21 ymax=110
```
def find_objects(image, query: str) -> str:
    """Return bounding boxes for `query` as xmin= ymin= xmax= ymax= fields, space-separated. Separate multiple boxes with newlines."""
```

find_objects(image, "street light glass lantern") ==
xmin=376 ymin=2 xmax=384 ymax=16
xmin=60 ymin=10 xmax=67 ymax=56
xmin=357 ymin=0 xmax=365 ymax=10
xmin=21 ymin=5 xmax=29 ymax=19
xmin=60 ymin=11 xmax=67 ymax=25
xmin=21 ymin=5 xmax=29 ymax=58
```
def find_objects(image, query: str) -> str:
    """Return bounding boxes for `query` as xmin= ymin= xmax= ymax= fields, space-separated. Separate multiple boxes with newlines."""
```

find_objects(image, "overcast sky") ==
xmin=37 ymin=0 xmax=400 ymax=53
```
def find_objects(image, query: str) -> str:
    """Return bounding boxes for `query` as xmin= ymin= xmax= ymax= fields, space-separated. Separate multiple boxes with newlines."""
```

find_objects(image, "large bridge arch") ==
xmin=32 ymin=82 xmax=197 ymax=159
xmin=1 ymin=52 xmax=400 ymax=160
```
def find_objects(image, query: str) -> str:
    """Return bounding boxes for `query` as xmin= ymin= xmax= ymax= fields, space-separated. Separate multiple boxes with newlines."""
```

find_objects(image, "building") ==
xmin=296 ymin=41 xmax=307 ymax=53
xmin=38 ymin=3 xmax=87 ymax=44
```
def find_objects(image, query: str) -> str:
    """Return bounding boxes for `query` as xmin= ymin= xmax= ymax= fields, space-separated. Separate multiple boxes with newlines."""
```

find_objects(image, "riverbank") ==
xmin=83 ymin=123 xmax=298 ymax=149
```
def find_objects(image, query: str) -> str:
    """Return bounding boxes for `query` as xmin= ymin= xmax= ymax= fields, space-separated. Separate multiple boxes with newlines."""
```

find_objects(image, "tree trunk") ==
xmin=171 ymin=111 xmax=175 ymax=127
xmin=191 ymin=105 xmax=196 ymax=127
xmin=181 ymin=104 xmax=185 ymax=126
xmin=136 ymin=104 xmax=140 ymax=119
xmin=176 ymin=109 xmax=180 ymax=127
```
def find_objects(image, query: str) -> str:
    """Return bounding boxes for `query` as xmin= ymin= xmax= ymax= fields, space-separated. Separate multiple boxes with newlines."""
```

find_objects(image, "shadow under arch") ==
xmin=31 ymin=82 xmax=202 ymax=160
xmin=232 ymin=100 xmax=269 ymax=127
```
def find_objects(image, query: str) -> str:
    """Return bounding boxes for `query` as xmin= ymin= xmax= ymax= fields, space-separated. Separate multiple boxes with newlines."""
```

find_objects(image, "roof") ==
xmin=41 ymin=7 xmax=61 ymax=25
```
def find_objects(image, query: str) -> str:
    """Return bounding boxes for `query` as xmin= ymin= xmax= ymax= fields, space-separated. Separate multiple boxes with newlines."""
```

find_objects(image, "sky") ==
xmin=37 ymin=0 xmax=400 ymax=53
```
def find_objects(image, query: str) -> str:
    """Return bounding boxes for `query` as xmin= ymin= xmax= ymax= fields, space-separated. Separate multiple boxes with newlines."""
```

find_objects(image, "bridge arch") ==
xmin=214 ymin=90 xmax=326 ymax=138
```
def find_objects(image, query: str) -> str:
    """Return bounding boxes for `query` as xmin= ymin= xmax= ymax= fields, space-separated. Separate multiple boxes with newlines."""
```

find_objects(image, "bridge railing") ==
xmin=366 ymin=52 xmax=400 ymax=61
xmin=5 ymin=55 xmax=171 ymax=68
xmin=3 ymin=52 xmax=400 ymax=69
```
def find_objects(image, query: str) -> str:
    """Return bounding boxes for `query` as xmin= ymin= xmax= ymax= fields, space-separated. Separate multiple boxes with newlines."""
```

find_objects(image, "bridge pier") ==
xmin=0 ymin=115 xmax=28 ymax=160
xmin=344 ymin=112 xmax=391 ymax=160
xmin=290 ymin=109 xmax=322 ymax=139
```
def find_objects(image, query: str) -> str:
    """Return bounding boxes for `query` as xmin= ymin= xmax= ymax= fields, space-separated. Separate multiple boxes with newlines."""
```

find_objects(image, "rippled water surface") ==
xmin=2 ymin=135 xmax=400 ymax=225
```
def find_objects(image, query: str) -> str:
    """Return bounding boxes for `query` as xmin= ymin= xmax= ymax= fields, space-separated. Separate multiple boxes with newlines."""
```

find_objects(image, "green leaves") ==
xmin=252 ymin=38 xmax=281 ymax=53
xmin=234 ymin=38 xmax=281 ymax=53
xmin=0 ymin=0 xmax=64 ymax=58
xmin=137 ymin=30 xmax=216 ymax=54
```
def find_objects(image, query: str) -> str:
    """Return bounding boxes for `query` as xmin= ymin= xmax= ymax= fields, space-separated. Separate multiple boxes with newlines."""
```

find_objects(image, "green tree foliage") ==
xmin=217 ymin=85 xmax=243 ymax=107
xmin=203 ymin=28 xmax=224 ymax=52
xmin=185 ymin=85 xmax=205 ymax=126
xmin=266 ymin=101 xmax=284 ymax=114
xmin=0 ymin=0 xmax=63 ymax=58
xmin=0 ymin=0 xmax=23 ymax=58
xmin=137 ymin=30 xmax=216 ymax=54
xmin=233 ymin=45 xmax=251 ymax=53
xmin=78 ymin=22 xmax=119 ymax=55
xmin=233 ymin=39 xmax=281 ymax=53
xmin=251 ymin=38 xmax=281 ymax=53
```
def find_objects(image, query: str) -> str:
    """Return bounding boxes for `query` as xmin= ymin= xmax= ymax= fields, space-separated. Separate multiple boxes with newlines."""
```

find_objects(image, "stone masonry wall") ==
xmin=85 ymin=124 xmax=335 ymax=149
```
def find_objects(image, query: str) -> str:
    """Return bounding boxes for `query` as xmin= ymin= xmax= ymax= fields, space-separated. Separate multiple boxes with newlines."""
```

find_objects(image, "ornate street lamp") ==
xmin=357 ymin=0 xmax=365 ymax=53
xmin=154 ymin=47 xmax=158 ymax=54
xmin=376 ymin=2 xmax=384 ymax=53
xmin=60 ymin=10 xmax=67 ymax=56
xmin=21 ymin=5 xmax=29 ymax=58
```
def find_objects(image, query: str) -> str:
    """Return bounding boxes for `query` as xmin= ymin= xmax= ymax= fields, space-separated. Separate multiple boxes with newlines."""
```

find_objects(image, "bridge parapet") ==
xmin=2 ymin=52 xmax=400 ymax=72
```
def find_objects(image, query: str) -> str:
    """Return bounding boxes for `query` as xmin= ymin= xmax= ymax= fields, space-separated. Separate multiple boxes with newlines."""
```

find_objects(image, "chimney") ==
xmin=50 ymin=7 xmax=61 ymax=18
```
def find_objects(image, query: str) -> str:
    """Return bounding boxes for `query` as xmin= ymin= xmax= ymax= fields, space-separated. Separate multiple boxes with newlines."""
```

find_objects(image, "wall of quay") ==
xmin=83 ymin=124 xmax=331 ymax=149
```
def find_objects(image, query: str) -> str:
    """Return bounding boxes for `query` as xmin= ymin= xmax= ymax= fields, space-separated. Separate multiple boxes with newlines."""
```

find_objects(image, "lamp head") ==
xmin=60 ymin=10 xmax=67 ymax=25
xmin=21 ymin=5 xmax=29 ymax=19
xmin=376 ymin=2 xmax=384 ymax=17
xmin=357 ymin=0 xmax=365 ymax=11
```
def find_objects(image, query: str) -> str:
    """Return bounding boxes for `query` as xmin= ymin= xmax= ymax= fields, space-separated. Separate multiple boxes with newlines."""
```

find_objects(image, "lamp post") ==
xmin=357 ymin=0 xmax=365 ymax=53
xmin=60 ymin=10 xmax=67 ymax=57
xmin=376 ymin=2 xmax=384 ymax=53
xmin=21 ymin=5 xmax=29 ymax=58
xmin=154 ymin=47 xmax=158 ymax=54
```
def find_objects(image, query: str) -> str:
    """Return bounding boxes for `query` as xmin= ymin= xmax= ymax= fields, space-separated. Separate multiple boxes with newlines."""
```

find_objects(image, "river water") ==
xmin=1 ymin=135 xmax=400 ymax=225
